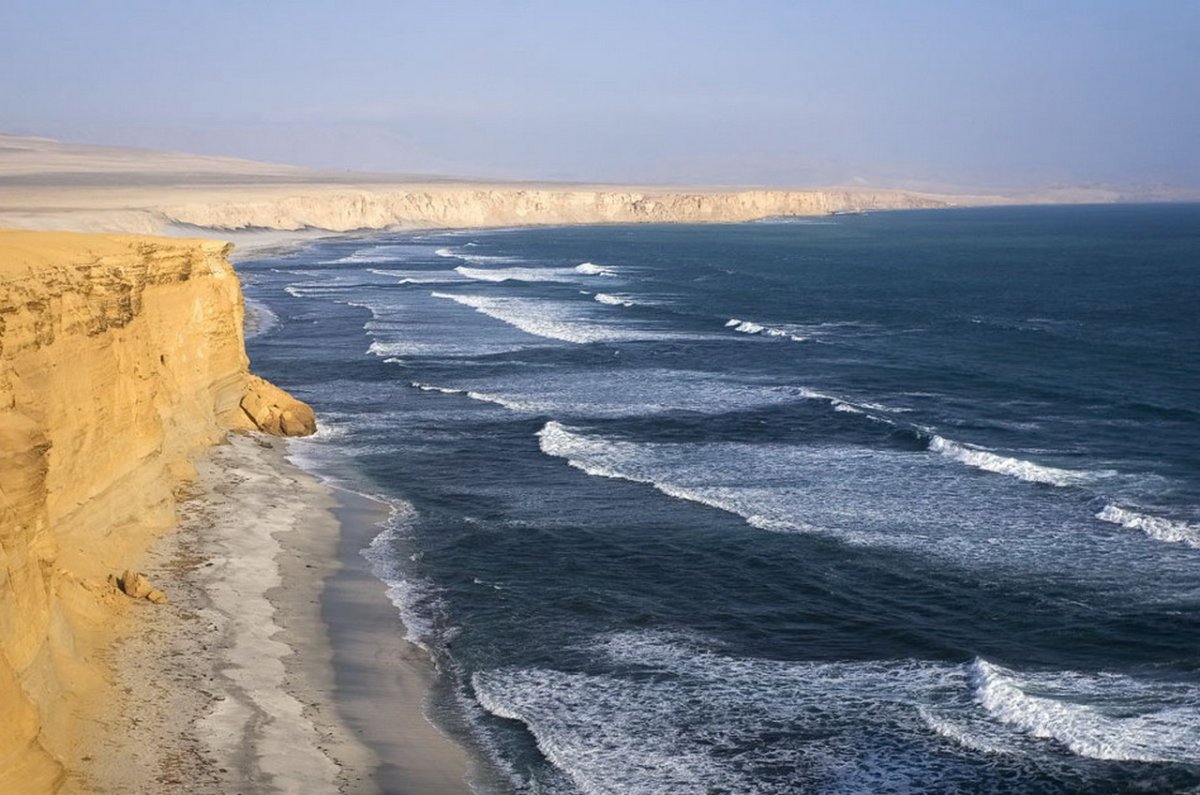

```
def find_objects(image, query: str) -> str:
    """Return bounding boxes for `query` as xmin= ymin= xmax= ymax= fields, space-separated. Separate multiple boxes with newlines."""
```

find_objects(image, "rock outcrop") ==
xmin=0 ymin=229 xmax=310 ymax=790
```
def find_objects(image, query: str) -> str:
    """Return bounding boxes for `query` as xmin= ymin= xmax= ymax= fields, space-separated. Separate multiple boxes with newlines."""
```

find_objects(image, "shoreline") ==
xmin=323 ymin=488 xmax=480 ymax=795
xmin=77 ymin=433 xmax=477 ymax=794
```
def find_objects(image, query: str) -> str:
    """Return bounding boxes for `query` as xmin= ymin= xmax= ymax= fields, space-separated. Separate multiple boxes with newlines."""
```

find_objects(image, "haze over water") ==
xmin=242 ymin=204 xmax=1200 ymax=793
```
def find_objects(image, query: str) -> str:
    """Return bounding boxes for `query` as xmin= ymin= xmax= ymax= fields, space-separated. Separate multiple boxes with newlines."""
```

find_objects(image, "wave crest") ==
xmin=927 ymin=435 xmax=1110 ymax=487
xmin=1096 ymin=504 xmax=1200 ymax=548
xmin=575 ymin=262 xmax=616 ymax=276
xmin=970 ymin=658 xmax=1200 ymax=763
xmin=724 ymin=317 xmax=808 ymax=342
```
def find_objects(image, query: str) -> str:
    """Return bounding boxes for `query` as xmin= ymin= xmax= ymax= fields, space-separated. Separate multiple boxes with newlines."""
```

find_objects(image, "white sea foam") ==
xmin=793 ymin=386 xmax=902 ymax=420
xmin=575 ymin=261 xmax=616 ymax=276
xmin=410 ymin=381 xmax=540 ymax=411
xmin=242 ymin=297 xmax=279 ymax=339
xmin=969 ymin=658 xmax=1200 ymax=763
xmin=459 ymin=254 xmax=523 ymax=264
xmin=927 ymin=434 xmax=1111 ymax=487
xmin=410 ymin=371 xmax=807 ymax=419
xmin=454 ymin=265 xmax=579 ymax=283
xmin=367 ymin=339 xmax=466 ymax=357
xmin=434 ymin=246 xmax=521 ymax=265
xmin=474 ymin=631 xmax=1199 ymax=794
xmin=447 ymin=262 xmax=616 ymax=282
xmin=369 ymin=268 xmax=466 ymax=284
xmin=593 ymin=293 xmax=635 ymax=307
xmin=358 ymin=500 xmax=444 ymax=650
xmin=327 ymin=244 xmax=424 ymax=264
xmin=431 ymin=291 xmax=685 ymax=344
xmin=411 ymin=381 xmax=465 ymax=396
xmin=536 ymin=421 xmax=844 ymax=540
xmin=724 ymin=317 xmax=808 ymax=342
xmin=534 ymin=421 xmax=1190 ymax=577
xmin=473 ymin=635 xmax=956 ymax=795
xmin=1095 ymin=504 xmax=1200 ymax=548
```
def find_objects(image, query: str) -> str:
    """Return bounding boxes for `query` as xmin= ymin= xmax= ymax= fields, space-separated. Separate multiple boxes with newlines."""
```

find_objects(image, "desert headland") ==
xmin=0 ymin=133 xmax=1195 ymax=794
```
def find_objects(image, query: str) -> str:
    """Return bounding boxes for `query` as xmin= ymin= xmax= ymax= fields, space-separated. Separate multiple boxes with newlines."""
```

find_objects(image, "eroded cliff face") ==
xmin=0 ymin=230 xmax=312 ymax=791
xmin=163 ymin=186 xmax=953 ymax=232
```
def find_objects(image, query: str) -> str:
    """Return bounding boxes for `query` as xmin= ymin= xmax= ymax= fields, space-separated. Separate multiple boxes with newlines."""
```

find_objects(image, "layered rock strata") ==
xmin=0 ymin=229 xmax=312 ymax=791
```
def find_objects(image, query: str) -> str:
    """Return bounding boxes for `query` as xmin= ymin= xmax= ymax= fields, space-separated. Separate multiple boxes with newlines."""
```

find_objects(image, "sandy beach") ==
xmin=71 ymin=433 xmax=477 ymax=794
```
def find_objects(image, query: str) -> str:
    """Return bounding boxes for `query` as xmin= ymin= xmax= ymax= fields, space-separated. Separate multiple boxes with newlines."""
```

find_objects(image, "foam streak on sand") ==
xmin=97 ymin=436 xmax=477 ymax=794
xmin=94 ymin=437 xmax=354 ymax=792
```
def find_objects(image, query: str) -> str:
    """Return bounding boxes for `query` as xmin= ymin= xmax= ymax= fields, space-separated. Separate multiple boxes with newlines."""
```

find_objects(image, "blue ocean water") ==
xmin=241 ymin=205 xmax=1200 ymax=794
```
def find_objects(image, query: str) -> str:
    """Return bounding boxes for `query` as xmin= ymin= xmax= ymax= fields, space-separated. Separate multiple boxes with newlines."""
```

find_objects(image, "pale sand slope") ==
xmin=0 ymin=134 xmax=1026 ymax=237
xmin=80 ymin=434 xmax=476 ymax=794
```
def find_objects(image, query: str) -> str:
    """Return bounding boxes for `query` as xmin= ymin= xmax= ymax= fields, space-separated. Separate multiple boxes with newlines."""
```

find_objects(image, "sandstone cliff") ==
xmin=163 ymin=186 xmax=953 ymax=232
xmin=0 ymin=230 xmax=313 ymax=791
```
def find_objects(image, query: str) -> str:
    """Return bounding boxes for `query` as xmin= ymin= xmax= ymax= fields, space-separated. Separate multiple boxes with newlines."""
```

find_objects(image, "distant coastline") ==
xmin=4 ymin=133 xmax=1171 ymax=243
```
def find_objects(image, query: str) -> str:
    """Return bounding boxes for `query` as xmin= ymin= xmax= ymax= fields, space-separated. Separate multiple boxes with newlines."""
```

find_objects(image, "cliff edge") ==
xmin=0 ymin=229 xmax=313 ymax=791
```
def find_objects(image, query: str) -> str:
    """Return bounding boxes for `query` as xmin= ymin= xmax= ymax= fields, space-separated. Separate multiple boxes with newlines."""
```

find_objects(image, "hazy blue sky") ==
xmin=2 ymin=1 xmax=1197 ymax=189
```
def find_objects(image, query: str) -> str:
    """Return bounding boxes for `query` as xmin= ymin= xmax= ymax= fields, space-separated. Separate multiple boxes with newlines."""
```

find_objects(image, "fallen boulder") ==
xmin=239 ymin=375 xmax=317 ymax=437
xmin=110 ymin=570 xmax=168 ymax=604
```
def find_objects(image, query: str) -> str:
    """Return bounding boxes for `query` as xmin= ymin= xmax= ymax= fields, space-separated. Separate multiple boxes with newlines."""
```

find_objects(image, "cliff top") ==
xmin=0 ymin=229 xmax=229 ymax=280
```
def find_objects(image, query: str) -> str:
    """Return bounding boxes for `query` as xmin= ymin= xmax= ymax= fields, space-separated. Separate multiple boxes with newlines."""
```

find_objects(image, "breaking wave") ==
xmin=473 ymin=631 xmax=1200 ymax=794
xmin=431 ymin=292 xmax=679 ymax=344
xmin=969 ymin=658 xmax=1200 ymax=763
xmin=575 ymin=262 xmax=616 ymax=276
xmin=359 ymin=499 xmax=446 ymax=650
xmin=1095 ymin=504 xmax=1200 ymax=548
xmin=927 ymin=435 xmax=1113 ymax=487
xmin=369 ymin=267 xmax=467 ymax=284
xmin=593 ymin=293 xmax=635 ymax=307
xmin=725 ymin=318 xmax=808 ymax=342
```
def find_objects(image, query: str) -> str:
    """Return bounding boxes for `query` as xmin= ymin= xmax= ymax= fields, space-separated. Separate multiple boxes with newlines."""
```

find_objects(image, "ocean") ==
xmin=240 ymin=204 xmax=1200 ymax=794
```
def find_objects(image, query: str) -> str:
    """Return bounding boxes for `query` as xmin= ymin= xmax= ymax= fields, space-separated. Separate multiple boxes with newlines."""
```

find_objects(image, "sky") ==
xmin=1 ymin=0 xmax=1197 ymax=190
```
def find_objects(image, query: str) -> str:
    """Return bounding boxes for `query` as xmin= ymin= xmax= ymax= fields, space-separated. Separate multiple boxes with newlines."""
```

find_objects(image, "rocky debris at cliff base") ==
xmin=239 ymin=375 xmax=317 ymax=437
xmin=110 ymin=570 xmax=169 ymax=604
